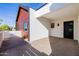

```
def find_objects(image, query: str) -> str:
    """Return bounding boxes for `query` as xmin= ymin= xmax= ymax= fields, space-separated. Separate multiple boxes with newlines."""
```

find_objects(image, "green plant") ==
xmin=0 ymin=24 xmax=10 ymax=30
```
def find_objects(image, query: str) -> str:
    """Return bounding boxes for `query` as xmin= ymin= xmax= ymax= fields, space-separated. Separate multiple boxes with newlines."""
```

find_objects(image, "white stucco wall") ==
xmin=50 ymin=19 xmax=63 ymax=38
xmin=30 ymin=8 xmax=50 ymax=41
xmin=50 ymin=16 xmax=78 ymax=40
xmin=36 ymin=4 xmax=52 ymax=17
xmin=77 ymin=13 xmax=79 ymax=42
xmin=4 ymin=31 xmax=22 ymax=39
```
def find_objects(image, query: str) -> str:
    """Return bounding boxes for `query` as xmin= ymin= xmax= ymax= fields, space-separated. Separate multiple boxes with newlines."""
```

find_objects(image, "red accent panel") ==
xmin=16 ymin=7 xmax=29 ymax=39
xmin=17 ymin=8 xmax=29 ymax=31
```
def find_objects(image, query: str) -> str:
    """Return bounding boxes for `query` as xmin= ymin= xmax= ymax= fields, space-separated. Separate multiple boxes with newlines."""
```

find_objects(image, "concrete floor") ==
xmin=0 ymin=36 xmax=79 ymax=56
xmin=0 ymin=37 xmax=47 ymax=56
xmin=31 ymin=37 xmax=79 ymax=56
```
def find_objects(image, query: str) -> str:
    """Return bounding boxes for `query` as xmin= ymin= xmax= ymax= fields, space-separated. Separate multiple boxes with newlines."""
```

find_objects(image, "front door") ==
xmin=64 ymin=21 xmax=74 ymax=39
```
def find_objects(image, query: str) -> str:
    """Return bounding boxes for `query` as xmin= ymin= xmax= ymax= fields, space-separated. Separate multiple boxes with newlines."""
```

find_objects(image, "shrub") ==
xmin=0 ymin=24 xmax=10 ymax=30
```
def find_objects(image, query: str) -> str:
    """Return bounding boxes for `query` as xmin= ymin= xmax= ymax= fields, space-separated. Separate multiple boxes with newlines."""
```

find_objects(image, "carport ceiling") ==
xmin=43 ymin=4 xmax=79 ymax=20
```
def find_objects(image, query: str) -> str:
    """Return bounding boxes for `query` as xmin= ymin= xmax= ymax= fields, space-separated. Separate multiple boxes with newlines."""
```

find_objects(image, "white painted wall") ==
xmin=4 ymin=31 xmax=22 ymax=39
xmin=77 ymin=13 xmax=79 ymax=42
xmin=30 ymin=8 xmax=50 ymax=41
xmin=36 ymin=4 xmax=52 ymax=17
xmin=50 ymin=16 xmax=78 ymax=40
xmin=50 ymin=19 xmax=63 ymax=38
xmin=74 ymin=16 xmax=78 ymax=40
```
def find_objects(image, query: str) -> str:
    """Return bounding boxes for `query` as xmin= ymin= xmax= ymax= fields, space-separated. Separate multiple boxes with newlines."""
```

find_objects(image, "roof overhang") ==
xmin=41 ymin=3 xmax=79 ymax=20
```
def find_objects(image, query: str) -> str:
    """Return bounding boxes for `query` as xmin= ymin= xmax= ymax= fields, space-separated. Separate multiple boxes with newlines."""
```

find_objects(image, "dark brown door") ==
xmin=64 ymin=21 xmax=74 ymax=39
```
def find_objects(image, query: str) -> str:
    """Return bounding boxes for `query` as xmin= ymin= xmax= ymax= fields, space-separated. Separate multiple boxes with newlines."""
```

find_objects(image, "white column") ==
xmin=77 ymin=13 xmax=79 ymax=42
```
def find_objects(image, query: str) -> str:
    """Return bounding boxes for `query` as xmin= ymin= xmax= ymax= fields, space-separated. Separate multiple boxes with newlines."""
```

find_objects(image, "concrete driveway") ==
xmin=0 ymin=37 xmax=47 ymax=56
xmin=0 ymin=36 xmax=79 ymax=56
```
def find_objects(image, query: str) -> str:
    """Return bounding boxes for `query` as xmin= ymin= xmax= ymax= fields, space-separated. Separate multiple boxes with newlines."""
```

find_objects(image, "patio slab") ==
xmin=31 ymin=37 xmax=79 ymax=56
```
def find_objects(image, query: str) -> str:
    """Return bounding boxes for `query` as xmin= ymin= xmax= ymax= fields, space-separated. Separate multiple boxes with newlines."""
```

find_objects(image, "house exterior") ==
xmin=16 ymin=6 xmax=29 ymax=39
xmin=29 ymin=3 xmax=79 ymax=42
xmin=16 ymin=4 xmax=79 ymax=42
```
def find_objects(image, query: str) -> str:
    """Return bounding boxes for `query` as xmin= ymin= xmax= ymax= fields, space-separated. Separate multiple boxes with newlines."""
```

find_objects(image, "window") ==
xmin=24 ymin=21 xmax=27 ymax=31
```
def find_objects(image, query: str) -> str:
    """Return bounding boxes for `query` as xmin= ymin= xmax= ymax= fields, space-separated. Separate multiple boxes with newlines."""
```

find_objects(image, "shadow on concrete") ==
xmin=0 ymin=32 xmax=47 ymax=56
xmin=49 ymin=36 xmax=79 ymax=56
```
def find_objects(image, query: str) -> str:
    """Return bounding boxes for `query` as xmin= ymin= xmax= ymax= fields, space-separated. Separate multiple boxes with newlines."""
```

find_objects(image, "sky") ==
xmin=0 ymin=3 xmax=45 ymax=27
